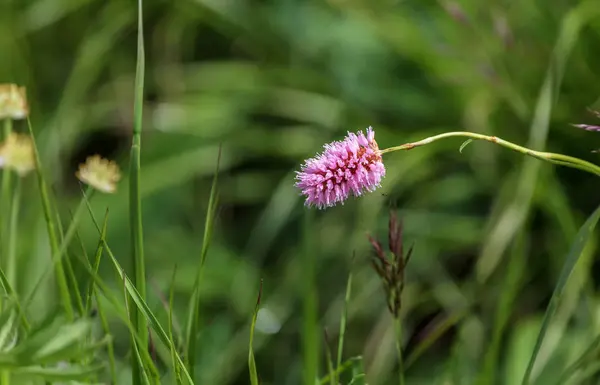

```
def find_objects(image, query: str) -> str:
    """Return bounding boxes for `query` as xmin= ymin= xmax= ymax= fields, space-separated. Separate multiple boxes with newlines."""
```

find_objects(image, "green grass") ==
xmin=129 ymin=1 xmax=147 ymax=384
xmin=3 ymin=0 xmax=600 ymax=384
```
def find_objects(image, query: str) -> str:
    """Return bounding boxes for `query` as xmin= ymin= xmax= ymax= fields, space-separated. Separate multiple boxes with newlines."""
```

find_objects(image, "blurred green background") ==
xmin=3 ymin=0 xmax=600 ymax=384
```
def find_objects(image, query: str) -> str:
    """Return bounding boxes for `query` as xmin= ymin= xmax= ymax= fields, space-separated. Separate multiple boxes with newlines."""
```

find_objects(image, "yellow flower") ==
xmin=0 ymin=84 xmax=29 ymax=120
xmin=76 ymin=155 xmax=121 ymax=193
xmin=0 ymin=133 xmax=35 ymax=177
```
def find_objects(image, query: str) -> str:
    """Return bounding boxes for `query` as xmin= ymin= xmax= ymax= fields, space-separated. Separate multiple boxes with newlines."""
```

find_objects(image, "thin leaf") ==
xmin=129 ymin=0 xmax=147 ymax=384
xmin=458 ymin=139 xmax=473 ymax=153
xmin=123 ymin=274 xmax=152 ymax=385
xmin=26 ymin=118 xmax=73 ymax=319
xmin=85 ymin=210 xmax=109 ymax=313
xmin=185 ymin=144 xmax=221 ymax=375
xmin=71 ymin=243 xmax=161 ymax=382
xmin=405 ymin=310 xmax=467 ymax=369
xmin=323 ymin=329 xmax=335 ymax=385
xmin=15 ymin=364 xmax=103 ymax=381
xmin=318 ymin=356 xmax=364 ymax=385
xmin=350 ymin=356 xmax=366 ymax=385
xmin=303 ymin=209 xmax=319 ymax=385
xmin=79 ymin=192 xmax=182 ymax=383
xmin=249 ymin=279 xmax=262 ymax=385
xmin=337 ymin=264 xmax=353 ymax=383
xmin=553 ymin=332 xmax=600 ymax=384
xmin=94 ymin=290 xmax=117 ymax=384
xmin=168 ymin=266 xmax=183 ymax=384
xmin=55 ymin=208 xmax=85 ymax=316
xmin=521 ymin=201 xmax=600 ymax=384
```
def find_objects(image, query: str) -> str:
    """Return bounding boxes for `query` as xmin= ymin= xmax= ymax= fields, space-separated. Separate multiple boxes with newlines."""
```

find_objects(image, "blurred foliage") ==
xmin=3 ymin=0 xmax=600 ymax=384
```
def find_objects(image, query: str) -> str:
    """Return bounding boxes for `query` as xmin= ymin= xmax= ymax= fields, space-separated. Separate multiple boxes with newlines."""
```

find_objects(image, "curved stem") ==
xmin=380 ymin=132 xmax=600 ymax=177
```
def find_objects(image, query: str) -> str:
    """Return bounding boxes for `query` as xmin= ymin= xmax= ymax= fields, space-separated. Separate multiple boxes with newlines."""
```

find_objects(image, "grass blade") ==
xmin=85 ymin=210 xmax=109 ymax=313
xmin=55 ymin=208 xmax=85 ymax=317
xmin=303 ymin=209 xmax=319 ymax=385
xmin=521 ymin=201 xmax=600 ymax=384
xmin=79 ymin=191 xmax=192 ymax=383
xmin=94 ymin=292 xmax=116 ymax=384
xmin=323 ymin=329 xmax=335 ymax=385
xmin=168 ymin=266 xmax=183 ymax=385
xmin=336 ymin=264 xmax=353 ymax=382
xmin=0 ymin=119 xmax=12 ymax=261
xmin=6 ymin=174 xmax=20 ymax=290
xmin=405 ymin=310 xmax=467 ymax=369
xmin=123 ymin=274 xmax=152 ymax=385
xmin=553 ymin=333 xmax=600 ymax=385
xmin=248 ymin=279 xmax=262 ymax=385
xmin=72 ymin=242 xmax=160 ymax=382
xmin=26 ymin=118 xmax=73 ymax=320
xmin=476 ymin=233 xmax=527 ymax=383
xmin=15 ymin=365 xmax=104 ymax=381
xmin=130 ymin=0 xmax=147 ymax=384
xmin=184 ymin=145 xmax=221 ymax=376
xmin=110 ymin=246 xmax=193 ymax=384
xmin=349 ymin=356 xmax=366 ymax=385
xmin=318 ymin=356 xmax=364 ymax=385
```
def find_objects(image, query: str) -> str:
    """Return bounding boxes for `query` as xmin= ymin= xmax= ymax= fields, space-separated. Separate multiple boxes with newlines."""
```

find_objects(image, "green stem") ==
xmin=26 ymin=119 xmax=74 ymax=321
xmin=380 ymin=131 xmax=600 ymax=177
xmin=336 ymin=267 xmax=353 ymax=384
xmin=303 ymin=210 xmax=319 ymax=385
xmin=7 ymin=176 xmax=20 ymax=290
xmin=394 ymin=317 xmax=405 ymax=385
xmin=130 ymin=1 xmax=147 ymax=384
xmin=1 ymin=119 xmax=13 ymax=273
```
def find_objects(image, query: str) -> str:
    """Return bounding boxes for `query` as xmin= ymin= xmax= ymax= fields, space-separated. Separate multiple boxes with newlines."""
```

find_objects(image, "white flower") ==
xmin=0 ymin=133 xmax=35 ymax=177
xmin=0 ymin=84 xmax=29 ymax=120
xmin=76 ymin=155 xmax=121 ymax=193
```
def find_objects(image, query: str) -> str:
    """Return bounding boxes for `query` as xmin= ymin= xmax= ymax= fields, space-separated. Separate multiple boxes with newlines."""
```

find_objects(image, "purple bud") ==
xmin=571 ymin=124 xmax=600 ymax=132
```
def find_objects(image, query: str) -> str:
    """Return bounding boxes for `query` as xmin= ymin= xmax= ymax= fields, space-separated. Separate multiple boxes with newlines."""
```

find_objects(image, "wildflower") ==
xmin=76 ymin=155 xmax=121 ymax=193
xmin=0 ymin=132 xmax=35 ymax=177
xmin=369 ymin=210 xmax=412 ymax=318
xmin=295 ymin=127 xmax=386 ymax=209
xmin=0 ymin=84 xmax=29 ymax=120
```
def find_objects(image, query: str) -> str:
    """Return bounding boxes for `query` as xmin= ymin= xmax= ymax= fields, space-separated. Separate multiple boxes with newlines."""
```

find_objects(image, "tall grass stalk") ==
xmin=184 ymin=146 xmax=221 ymax=376
xmin=324 ymin=330 xmax=335 ymax=385
xmin=0 ymin=119 xmax=12 ymax=319
xmin=26 ymin=118 xmax=73 ymax=320
xmin=336 ymin=267 xmax=353 ymax=383
xmin=0 ymin=120 xmax=11 ymax=195
xmin=520 ymin=202 xmax=600 ymax=384
xmin=248 ymin=279 xmax=262 ymax=385
xmin=129 ymin=0 xmax=147 ymax=383
xmin=168 ymin=266 xmax=182 ymax=385
xmin=6 ymin=175 xmax=20 ymax=289
xmin=80 ymin=191 xmax=194 ymax=384
xmin=394 ymin=318 xmax=405 ymax=385
xmin=303 ymin=210 xmax=319 ymax=385
xmin=86 ymin=211 xmax=117 ymax=384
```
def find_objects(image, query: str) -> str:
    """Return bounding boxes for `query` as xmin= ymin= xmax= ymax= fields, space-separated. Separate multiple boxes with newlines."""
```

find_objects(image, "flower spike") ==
xmin=295 ymin=127 xmax=386 ymax=209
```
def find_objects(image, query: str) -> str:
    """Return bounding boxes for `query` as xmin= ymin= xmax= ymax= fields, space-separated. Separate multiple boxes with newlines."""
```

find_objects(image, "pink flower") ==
xmin=295 ymin=127 xmax=386 ymax=209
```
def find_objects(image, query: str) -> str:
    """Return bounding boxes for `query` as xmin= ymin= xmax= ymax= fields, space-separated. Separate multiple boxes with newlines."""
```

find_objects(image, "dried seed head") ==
xmin=369 ymin=210 xmax=413 ymax=318
xmin=76 ymin=155 xmax=121 ymax=193
xmin=0 ymin=84 xmax=29 ymax=120
xmin=0 ymin=132 xmax=35 ymax=177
